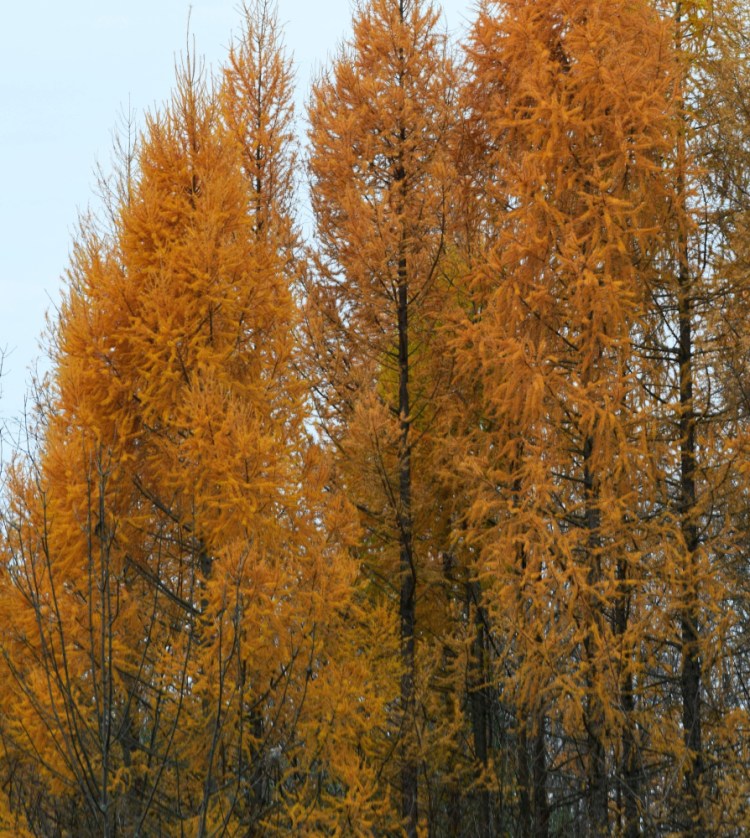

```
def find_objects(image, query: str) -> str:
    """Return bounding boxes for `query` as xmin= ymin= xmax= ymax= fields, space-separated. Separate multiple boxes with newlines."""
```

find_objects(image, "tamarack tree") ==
xmin=305 ymin=0 xmax=465 ymax=833
xmin=452 ymin=0 xmax=709 ymax=833
xmin=0 ymin=4 xmax=365 ymax=834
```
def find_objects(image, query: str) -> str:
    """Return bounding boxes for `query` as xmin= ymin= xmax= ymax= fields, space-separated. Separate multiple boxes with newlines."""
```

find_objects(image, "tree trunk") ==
xmin=532 ymin=719 xmax=549 ymax=838
xmin=615 ymin=556 xmax=640 ymax=838
xmin=468 ymin=583 xmax=493 ymax=837
xmin=583 ymin=435 xmax=608 ymax=836
xmin=398 ymin=244 xmax=418 ymax=837
xmin=678 ymin=218 xmax=704 ymax=836
xmin=674 ymin=6 xmax=704 ymax=821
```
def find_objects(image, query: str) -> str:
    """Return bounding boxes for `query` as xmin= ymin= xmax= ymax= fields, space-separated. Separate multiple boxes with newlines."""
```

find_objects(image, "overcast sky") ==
xmin=0 ymin=0 xmax=472 ymax=434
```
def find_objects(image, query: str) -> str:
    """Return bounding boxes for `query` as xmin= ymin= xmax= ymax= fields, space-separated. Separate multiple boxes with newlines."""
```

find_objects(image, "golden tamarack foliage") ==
xmin=1 ymin=0 xmax=749 ymax=835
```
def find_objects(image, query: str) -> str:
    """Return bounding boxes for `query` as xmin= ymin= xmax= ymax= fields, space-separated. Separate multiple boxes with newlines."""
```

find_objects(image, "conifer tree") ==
xmin=649 ymin=0 xmax=750 ymax=830
xmin=0 ymin=7 xmax=359 ymax=833
xmin=457 ymin=0 xmax=684 ymax=832
xmin=306 ymin=0 xmax=456 ymax=832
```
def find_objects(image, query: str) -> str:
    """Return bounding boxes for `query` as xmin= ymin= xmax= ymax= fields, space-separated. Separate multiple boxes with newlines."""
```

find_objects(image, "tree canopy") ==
xmin=2 ymin=0 xmax=750 ymax=835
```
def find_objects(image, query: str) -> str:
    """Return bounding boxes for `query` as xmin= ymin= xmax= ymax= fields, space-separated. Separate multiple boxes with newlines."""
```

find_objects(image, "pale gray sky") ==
xmin=0 ymin=0 xmax=472 ymax=429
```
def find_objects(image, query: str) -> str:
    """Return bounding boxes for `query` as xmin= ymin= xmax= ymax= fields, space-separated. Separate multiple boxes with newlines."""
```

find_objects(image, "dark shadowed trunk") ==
xmin=583 ymin=435 xmax=608 ymax=836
